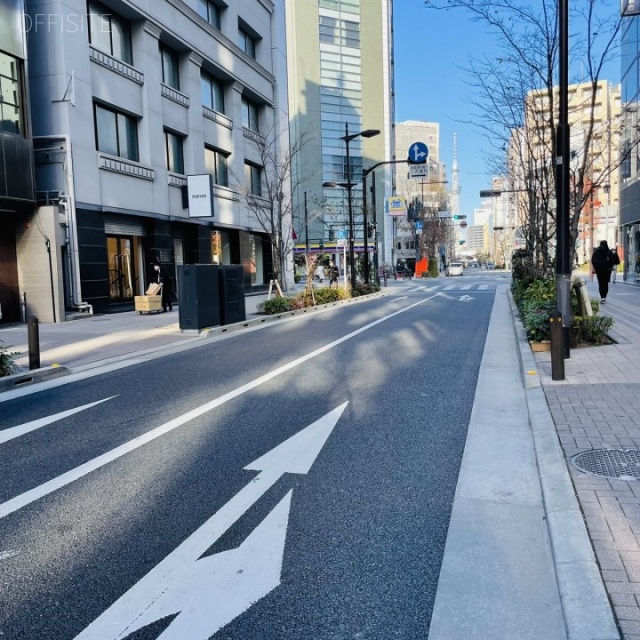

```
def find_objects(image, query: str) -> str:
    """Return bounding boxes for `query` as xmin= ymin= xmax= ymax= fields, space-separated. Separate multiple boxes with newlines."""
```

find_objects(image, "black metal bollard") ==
xmin=549 ymin=311 xmax=565 ymax=381
xmin=28 ymin=317 xmax=40 ymax=371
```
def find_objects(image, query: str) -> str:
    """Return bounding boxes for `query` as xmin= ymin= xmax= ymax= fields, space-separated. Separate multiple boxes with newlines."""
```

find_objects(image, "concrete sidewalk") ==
xmin=533 ymin=279 xmax=640 ymax=640
xmin=0 ymin=292 xmax=270 ymax=375
xmin=429 ymin=284 xmax=618 ymax=640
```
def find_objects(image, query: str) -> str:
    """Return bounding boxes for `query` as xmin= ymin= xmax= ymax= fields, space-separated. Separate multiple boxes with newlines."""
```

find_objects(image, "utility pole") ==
xmin=556 ymin=0 xmax=571 ymax=360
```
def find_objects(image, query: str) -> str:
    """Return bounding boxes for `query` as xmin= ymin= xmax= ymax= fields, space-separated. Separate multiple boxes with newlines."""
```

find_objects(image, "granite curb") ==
xmin=508 ymin=290 xmax=620 ymax=639
xmin=0 ymin=364 xmax=71 ymax=392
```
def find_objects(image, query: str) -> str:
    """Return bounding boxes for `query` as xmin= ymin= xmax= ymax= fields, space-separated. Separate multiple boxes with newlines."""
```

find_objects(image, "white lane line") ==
xmin=0 ymin=397 xmax=118 ymax=445
xmin=0 ymin=295 xmax=438 ymax=520
xmin=460 ymin=285 xmax=472 ymax=291
xmin=479 ymin=285 xmax=489 ymax=290
xmin=443 ymin=285 xmax=456 ymax=291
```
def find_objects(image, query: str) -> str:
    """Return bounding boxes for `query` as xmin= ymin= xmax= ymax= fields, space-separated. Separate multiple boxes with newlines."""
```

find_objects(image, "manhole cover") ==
xmin=572 ymin=449 xmax=640 ymax=480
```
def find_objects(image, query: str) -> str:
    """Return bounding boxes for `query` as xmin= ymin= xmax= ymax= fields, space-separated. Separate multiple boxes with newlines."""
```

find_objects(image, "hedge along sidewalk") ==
xmin=512 ymin=276 xmax=613 ymax=346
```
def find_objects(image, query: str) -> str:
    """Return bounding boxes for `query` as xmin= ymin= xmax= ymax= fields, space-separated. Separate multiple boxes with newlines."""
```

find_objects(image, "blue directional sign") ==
xmin=408 ymin=141 xmax=429 ymax=165
xmin=337 ymin=229 xmax=348 ymax=239
xmin=415 ymin=220 xmax=423 ymax=230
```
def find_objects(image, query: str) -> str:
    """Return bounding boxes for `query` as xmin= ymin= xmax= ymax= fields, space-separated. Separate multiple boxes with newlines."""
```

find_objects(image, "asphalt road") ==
xmin=0 ymin=280 xmax=496 ymax=640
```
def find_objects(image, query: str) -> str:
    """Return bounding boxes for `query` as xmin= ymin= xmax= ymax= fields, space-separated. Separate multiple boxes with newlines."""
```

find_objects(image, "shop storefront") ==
xmin=74 ymin=210 xmax=272 ymax=314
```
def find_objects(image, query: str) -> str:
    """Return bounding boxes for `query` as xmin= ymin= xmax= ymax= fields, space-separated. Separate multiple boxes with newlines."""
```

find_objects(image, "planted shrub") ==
xmin=0 ymin=341 xmax=18 ymax=378
xmin=258 ymin=297 xmax=292 ymax=314
xmin=570 ymin=315 xmax=614 ymax=347
xmin=511 ymin=276 xmax=614 ymax=346
xmin=351 ymin=283 xmax=380 ymax=297
xmin=313 ymin=287 xmax=344 ymax=304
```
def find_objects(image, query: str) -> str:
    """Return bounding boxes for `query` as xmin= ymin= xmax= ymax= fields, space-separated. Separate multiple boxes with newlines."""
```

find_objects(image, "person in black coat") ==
xmin=152 ymin=261 xmax=173 ymax=312
xmin=591 ymin=240 xmax=617 ymax=304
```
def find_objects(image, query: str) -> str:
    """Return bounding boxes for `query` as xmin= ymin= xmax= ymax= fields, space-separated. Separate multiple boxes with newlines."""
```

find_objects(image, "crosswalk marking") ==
xmin=389 ymin=283 xmax=495 ymax=294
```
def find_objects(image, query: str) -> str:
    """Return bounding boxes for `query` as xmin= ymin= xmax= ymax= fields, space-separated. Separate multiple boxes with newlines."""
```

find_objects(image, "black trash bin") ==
xmin=178 ymin=264 xmax=220 ymax=331
xmin=219 ymin=265 xmax=246 ymax=325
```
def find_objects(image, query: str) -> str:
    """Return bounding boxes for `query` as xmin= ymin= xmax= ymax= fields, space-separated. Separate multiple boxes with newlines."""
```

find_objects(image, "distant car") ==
xmin=446 ymin=262 xmax=464 ymax=277
xmin=486 ymin=261 xmax=495 ymax=270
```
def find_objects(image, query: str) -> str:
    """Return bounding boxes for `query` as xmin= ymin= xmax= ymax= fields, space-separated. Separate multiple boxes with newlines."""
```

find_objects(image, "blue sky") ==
xmin=393 ymin=3 xmax=500 ymax=221
xmin=392 ymin=2 xmax=621 ymax=222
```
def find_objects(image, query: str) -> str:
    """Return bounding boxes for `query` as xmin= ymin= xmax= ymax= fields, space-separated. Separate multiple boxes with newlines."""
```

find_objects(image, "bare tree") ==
xmin=236 ymin=127 xmax=313 ymax=290
xmin=425 ymin=0 xmax=631 ymax=273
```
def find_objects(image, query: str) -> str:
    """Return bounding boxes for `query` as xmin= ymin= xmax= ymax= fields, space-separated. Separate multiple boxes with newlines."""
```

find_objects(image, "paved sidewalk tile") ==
xmin=540 ymin=347 xmax=640 ymax=639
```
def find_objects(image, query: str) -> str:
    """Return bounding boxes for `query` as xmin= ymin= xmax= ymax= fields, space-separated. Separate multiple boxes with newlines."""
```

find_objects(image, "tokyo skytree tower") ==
xmin=450 ymin=132 xmax=461 ymax=216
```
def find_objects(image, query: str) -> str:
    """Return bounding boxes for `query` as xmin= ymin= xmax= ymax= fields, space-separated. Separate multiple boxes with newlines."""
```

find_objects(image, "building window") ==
xmin=245 ymin=162 xmax=262 ymax=196
xmin=238 ymin=26 xmax=257 ymax=59
xmin=88 ymin=0 xmax=133 ymax=65
xmin=94 ymin=103 xmax=138 ymax=161
xmin=241 ymin=96 xmax=259 ymax=132
xmin=165 ymin=130 xmax=185 ymax=174
xmin=319 ymin=16 xmax=360 ymax=48
xmin=198 ymin=0 xmax=221 ymax=29
xmin=0 ymin=52 xmax=23 ymax=136
xmin=205 ymin=146 xmax=229 ymax=186
xmin=201 ymin=71 xmax=225 ymax=113
xmin=161 ymin=45 xmax=180 ymax=90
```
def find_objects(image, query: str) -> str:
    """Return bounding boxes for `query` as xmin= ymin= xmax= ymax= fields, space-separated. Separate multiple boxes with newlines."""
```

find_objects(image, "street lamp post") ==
xmin=556 ymin=0 xmax=571 ymax=359
xmin=340 ymin=123 xmax=380 ymax=289
xmin=362 ymin=158 xmax=410 ymax=284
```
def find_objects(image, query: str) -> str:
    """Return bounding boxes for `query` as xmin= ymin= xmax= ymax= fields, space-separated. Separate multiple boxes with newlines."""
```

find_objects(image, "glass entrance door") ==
xmin=107 ymin=236 xmax=136 ymax=302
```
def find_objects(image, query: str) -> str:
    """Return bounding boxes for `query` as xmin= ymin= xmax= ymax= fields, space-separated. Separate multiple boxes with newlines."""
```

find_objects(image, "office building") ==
xmin=286 ymin=0 xmax=394 ymax=275
xmin=0 ymin=0 xmax=37 ymax=323
xmin=25 ymin=0 xmax=289 ymax=318
xmin=620 ymin=14 xmax=640 ymax=281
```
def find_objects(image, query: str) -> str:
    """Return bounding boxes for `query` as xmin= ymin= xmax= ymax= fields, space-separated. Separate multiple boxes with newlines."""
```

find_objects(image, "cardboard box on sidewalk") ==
xmin=135 ymin=295 xmax=162 ymax=313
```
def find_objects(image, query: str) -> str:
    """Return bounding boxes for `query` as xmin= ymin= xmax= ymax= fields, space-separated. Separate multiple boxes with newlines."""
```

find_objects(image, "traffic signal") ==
xmin=452 ymin=214 xmax=467 ymax=220
xmin=458 ymin=240 xmax=465 ymax=245
xmin=367 ymin=223 xmax=375 ymax=238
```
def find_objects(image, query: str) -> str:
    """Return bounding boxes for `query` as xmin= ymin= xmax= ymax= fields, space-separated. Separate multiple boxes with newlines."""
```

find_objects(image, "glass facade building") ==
xmin=620 ymin=14 xmax=640 ymax=281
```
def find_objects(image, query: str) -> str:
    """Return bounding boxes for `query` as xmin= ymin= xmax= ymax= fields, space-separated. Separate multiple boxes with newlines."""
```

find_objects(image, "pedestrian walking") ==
xmin=590 ymin=240 xmax=617 ymax=304
xmin=315 ymin=263 xmax=325 ymax=284
xmin=328 ymin=261 xmax=339 ymax=287
xmin=611 ymin=244 xmax=620 ymax=283
xmin=152 ymin=261 xmax=174 ymax=312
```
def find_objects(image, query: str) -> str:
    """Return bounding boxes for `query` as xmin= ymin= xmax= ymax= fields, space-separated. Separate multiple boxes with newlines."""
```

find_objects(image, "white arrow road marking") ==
xmin=0 ymin=397 xmax=118 ymax=445
xmin=458 ymin=295 xmax=474 ymax=302
xmin=74 ymin=404 xmax=346 ymax=640
xmin=0 ymin=295 xmax=434 ymax=521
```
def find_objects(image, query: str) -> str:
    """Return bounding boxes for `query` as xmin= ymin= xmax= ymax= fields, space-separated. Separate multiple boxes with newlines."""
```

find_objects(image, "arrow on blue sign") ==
xmin=408 ymin=142 xmax=428 ymax=165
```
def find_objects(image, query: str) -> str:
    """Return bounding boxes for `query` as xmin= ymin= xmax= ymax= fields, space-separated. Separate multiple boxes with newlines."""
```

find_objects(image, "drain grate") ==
xmin=572 ymin=449 xmax=640 ymax=480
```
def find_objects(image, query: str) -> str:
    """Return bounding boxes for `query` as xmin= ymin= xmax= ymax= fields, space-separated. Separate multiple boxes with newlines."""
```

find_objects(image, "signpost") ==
xmin=409 ymin=164 xmax=428 ymax=178
xmin=408 ymin=141 xmax=429 ymax=165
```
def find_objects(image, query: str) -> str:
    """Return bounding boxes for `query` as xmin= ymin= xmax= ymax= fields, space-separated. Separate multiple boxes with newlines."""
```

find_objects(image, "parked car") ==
xmin=486 ymin=261 xmax=495 ymax=270
xmin=446 ymin=262 xmax=464 ymax=277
